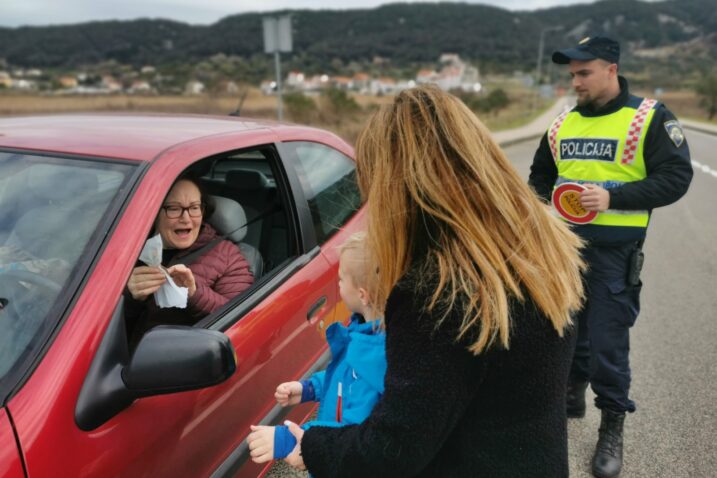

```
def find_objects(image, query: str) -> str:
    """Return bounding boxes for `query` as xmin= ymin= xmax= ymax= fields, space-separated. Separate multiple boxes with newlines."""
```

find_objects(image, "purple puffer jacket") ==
xmin=125 ymin=223 xmax=254 ymax=343
xmin=182 ymin=223 xmax=254 ymax=316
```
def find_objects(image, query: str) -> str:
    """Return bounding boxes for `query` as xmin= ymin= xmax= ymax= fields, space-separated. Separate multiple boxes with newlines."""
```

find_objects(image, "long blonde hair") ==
xmin=355 ymin=85 xmax=585 ymax=354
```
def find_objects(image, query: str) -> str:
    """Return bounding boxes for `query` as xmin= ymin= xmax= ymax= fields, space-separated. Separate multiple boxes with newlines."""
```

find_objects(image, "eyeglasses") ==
xmin=162 ymin=203 xmax=204 ymax=219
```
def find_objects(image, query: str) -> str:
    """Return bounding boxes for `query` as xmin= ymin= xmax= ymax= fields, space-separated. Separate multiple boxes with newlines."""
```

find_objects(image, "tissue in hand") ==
xmin=139 ymin=234 xmax=188 ymax=309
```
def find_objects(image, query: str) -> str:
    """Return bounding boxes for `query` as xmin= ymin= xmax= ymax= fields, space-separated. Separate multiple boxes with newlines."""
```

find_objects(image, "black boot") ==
xmin=566 ymin=380 xmax=588 ymax=418
xmin=591 ymin=409 xmax=625 ymax=478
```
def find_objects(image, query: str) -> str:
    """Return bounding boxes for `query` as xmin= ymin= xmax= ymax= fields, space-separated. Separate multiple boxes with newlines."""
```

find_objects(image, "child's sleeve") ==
xmin=273 ymin=426 xmax=297 ymax=459
xmin=304 ymin=370 xmax=326 ymax=403
xmin=273 ymin=420 xmax=344 ymax=459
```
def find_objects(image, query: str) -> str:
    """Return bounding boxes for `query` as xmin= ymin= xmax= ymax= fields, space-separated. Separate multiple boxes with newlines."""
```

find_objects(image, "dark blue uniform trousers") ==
xmin=570 ymin=242 xmax=641 ymax=413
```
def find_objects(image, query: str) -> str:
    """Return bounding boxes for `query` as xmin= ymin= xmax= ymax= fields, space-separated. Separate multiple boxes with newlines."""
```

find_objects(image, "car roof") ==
xmin=0 ymin=113 xmax=327 ymax=161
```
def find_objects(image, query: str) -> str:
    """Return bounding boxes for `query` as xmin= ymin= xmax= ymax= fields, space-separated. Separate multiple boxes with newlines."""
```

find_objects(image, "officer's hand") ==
xmin=580 ymin=184 xmax=610 ymax=212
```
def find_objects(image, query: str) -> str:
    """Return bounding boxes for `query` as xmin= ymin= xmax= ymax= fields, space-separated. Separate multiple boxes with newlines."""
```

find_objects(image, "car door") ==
xmin=0 ymin=408 xmax=24 ymax=478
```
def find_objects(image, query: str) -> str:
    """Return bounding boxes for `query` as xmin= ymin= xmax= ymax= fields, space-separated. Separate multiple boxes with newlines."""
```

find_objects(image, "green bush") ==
xmin=456 ymin=87 xmax=511 ymax=115
xmin=322 ymin=88 xmax=360 ymax=115
xmin=695 ymin=70 xmax=717 ymax=120
xmin=284 ymin=92 xmax=318 ymax=123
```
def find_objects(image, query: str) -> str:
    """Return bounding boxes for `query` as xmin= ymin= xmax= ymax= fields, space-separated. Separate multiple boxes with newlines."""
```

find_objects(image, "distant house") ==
xmin=306 ymin=74 xmax=330 ymax=92
xmin=286 ymin=71 xmax=306 ymax=90
xmin=332 ymin=76 xmax=353 ymax=90
xmin=353 ymin=72 xmax=371 ymax=93
xmin=102 ymin=75 xmax=123 ymax=92
xmin=58 ymin=76 xmax=78 ymax=89
xmin=416 ymin=68 xmax=438 ymax=85
xmin=141 ymin=65 xmax=156 ymax=75
xmin=184 ymin=81 xmax=204 ymax=95
xmin=416 ymin=54 xmax=481 ymax=92
xmin=370 ymin=77 xmax=397 ymax=95
xmin=0 ymin=71 xmax=11 ymax=88
xmin=131 ymin=80 xmax=153 ymax=94
xmin=436 ymin=65 xmax=462 ymax=91
xmin=12 ymin=79 xmax=37 ymax=90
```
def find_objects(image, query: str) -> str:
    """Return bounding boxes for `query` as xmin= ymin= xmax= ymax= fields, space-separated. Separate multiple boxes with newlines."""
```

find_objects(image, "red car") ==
xmin=0 ymin=114 xmax=364 ymax=477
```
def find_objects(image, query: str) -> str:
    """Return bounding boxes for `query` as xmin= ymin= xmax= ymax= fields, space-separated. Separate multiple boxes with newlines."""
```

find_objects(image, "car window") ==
xmin=287 ymin=142 xmax=361 ymax=244
xmin=0 ymin=152 xmax=134 ymax=382
xmin=199 ymin=148 xmax=295 ymax=273
xmin=124 ymin=147 xmax=298 ymax=344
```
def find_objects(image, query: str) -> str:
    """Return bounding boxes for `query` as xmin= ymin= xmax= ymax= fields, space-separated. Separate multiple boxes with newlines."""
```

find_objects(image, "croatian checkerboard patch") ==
xmin=664 ymin=120 xmax=685 ymax=148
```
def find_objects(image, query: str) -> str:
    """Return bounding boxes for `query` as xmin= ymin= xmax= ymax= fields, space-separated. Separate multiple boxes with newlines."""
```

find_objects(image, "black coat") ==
xmin=301 ymin=273 xmax=575 ymax=477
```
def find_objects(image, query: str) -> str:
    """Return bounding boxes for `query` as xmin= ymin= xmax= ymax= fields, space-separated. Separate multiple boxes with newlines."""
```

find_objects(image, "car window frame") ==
xmin=0 ymin=149 xmax=146 ymax=405
xmin=275 ymin=140 xmax=361 ymax=245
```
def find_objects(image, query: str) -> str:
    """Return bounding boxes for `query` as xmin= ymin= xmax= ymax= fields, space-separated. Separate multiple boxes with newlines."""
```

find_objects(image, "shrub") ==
xmin=284 ymin=92 xmax=318 ymax=123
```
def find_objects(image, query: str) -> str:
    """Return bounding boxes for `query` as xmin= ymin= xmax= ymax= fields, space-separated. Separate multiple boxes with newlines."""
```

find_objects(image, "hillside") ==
xmin=0 ymin=0 xmax=715 ymax=82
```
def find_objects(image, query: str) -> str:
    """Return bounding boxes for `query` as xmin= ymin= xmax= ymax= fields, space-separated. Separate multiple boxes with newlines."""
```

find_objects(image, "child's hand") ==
xmin=247 ymin=425 xmax=275 ymax=463
xmin=275 ymin=381 xmax=303 ymax=407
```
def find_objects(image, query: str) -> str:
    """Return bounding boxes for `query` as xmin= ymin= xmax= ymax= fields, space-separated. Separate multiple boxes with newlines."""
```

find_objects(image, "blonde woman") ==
xmin=282 ymin=85 xmax=585 ymax=477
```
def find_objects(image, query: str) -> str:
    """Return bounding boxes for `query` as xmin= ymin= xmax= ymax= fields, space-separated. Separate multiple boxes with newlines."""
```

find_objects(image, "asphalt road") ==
xmin=267 ymin=127 xmax=717 ymax=478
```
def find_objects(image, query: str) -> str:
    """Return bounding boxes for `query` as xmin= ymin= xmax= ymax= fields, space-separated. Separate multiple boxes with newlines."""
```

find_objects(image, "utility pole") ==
xmin=532 ymin=25 xmax=563 ymax=114
xmin=536 ymin=25 xmax=564 ymax=87
xmin=263 ymin=15 xmax=292 ymax=121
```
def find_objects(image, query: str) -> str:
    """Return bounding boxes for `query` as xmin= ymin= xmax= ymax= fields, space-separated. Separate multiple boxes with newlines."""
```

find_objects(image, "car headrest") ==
xmin=208 ymin=195 xmax=247 ymax=243
xmin=225 ymin=169 xmax=271 ymax=191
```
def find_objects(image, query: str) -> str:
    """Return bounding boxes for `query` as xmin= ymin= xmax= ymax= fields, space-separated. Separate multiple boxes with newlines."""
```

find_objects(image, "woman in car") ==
xmin=125 ymin=173 xmax=254 ymax=343
xmin=281 ymin=85 xmax=586 ymax=476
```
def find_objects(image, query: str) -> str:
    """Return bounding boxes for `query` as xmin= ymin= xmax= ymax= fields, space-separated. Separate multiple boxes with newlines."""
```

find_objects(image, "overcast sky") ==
xmin=2 ymin=0 xmax=624 ymax=27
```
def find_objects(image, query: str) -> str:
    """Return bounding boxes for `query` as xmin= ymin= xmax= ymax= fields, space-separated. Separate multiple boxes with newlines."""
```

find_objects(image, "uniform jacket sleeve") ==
xmin=188 ymin=240 xmax=254 ymax=316
xmin=301 ymin=285 xmax=487 ymax=478
xmin=609 ymin=105 xmax=693 ymax=210
xmin=528 ymin=132 xmax=558 ymax=203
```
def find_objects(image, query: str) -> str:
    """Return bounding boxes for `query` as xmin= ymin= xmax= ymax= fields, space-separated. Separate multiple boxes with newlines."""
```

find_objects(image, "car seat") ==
xmin=208 ymin=195 xmax=263 ymax=279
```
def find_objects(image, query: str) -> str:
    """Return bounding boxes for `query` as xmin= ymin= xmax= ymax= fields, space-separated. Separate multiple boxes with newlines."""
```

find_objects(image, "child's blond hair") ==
xmin=338 ymin=232 xmax=380 ymax=311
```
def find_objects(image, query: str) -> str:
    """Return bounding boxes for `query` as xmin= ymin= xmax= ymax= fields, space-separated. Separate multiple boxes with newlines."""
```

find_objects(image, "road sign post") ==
xmin=263 ymin=15 xmax=293 ymax=121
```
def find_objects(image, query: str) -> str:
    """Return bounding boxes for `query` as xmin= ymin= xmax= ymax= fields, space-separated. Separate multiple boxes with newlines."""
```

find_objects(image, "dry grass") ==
xmin=634 ymin=89 xmax=716 ymax=124
xmin=0 ymin=86 xmax=554 ymax=145
xmin=0 ymin=90 xmax=274 ymax=117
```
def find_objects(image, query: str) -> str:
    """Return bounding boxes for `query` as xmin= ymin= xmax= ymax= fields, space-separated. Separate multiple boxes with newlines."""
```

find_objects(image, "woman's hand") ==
xmin=284 ymin=421 xmax=306 ymax=471
xmin=275 ymin=381 xmax=303 ymax=407
xmin=127 ymin=266 xmax=166 ymax=301
xmin=167 ymin=264 xmax=197 ymax=297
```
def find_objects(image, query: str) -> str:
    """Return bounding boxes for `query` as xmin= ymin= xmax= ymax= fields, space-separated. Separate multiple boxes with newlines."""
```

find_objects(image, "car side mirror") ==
xmin=123 ymin=326 xmax=236 ymax=396
xmin=75 ymin=298 xmax=236 ymax=431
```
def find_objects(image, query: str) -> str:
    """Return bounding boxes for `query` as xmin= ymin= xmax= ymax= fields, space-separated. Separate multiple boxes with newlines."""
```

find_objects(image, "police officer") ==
xmin=529 ymin=36 xmax=692 ymax=478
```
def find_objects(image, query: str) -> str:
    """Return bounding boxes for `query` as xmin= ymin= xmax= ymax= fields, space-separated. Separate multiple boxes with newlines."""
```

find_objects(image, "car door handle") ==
xmin=306 ymin=296 xmax=328 ymax=325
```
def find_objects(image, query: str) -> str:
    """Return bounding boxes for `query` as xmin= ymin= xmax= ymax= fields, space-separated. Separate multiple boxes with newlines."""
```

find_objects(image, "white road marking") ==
xmin=691 ymin=160 xmax=717 ymax=179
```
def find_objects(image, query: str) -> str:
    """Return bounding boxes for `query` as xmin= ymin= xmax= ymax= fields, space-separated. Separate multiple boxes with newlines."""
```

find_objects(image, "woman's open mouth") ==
xmin=174 ymin=228 xmax=193 ymax=238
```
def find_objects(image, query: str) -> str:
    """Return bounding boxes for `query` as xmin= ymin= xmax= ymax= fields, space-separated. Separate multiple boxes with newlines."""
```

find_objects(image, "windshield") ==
xmin=0 ymin=152 xmax=135 ymax=383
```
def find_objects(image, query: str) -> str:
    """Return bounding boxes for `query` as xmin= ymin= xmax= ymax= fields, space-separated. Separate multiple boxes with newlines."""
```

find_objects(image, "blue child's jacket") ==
xmin=309 ymin=313 xmax=386 ymax=425
xmin=273 ymin=313 xmax=386 ymax=458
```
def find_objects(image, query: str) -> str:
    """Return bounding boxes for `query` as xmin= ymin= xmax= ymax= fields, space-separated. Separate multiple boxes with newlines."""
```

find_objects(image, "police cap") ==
xmin=552 ymin=36 xmax=620 ymax=64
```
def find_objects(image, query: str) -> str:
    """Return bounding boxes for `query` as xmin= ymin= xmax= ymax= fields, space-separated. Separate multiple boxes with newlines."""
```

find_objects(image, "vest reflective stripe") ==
xmin=548 ymin=109 xmax=570 ymax=160
xmin=551 ymin=98 xmax=656 ymax=229
xmin=622 ymin=98 xmax=657 ymax=165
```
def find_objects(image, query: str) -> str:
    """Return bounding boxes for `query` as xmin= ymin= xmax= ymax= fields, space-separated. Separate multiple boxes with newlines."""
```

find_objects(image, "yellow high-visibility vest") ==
xmin=548 ymin=98 xmax=656 ymax=229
